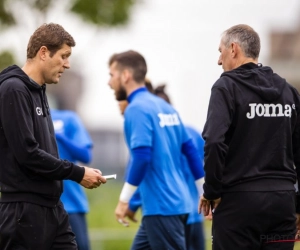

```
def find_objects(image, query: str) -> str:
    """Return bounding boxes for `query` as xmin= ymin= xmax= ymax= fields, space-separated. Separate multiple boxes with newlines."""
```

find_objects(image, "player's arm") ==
xmin=181 ymin=139 xmax=205 ymax=196
xmin=119 ymin=146 xmax=151 ymax=203
xmin=115 ymin=146 xmax=151 ymax=226
xmin=55 ymin=133 xmax=92 ymax=164
xmin=127 ymin=189 xmax=142 ymax=222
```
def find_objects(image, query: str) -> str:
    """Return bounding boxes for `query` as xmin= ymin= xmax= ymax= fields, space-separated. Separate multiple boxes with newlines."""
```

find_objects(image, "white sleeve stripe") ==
xmin=119 ymin=182 xmax=138 ymax=203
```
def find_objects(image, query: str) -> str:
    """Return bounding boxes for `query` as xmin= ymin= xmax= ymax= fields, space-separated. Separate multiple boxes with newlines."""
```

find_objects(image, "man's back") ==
xmin=124 ymin=89 xmax=192 ymax=216
xmin=203 ymin=63 xmax=299 ymax=195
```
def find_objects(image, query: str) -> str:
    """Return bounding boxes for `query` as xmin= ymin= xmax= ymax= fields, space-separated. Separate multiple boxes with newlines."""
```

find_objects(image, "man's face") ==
xmin=108 ymin=62 xmax=127 ymax=101
xmin=218 ymin=40 xmax=234 ymax=72
xmin=43 ymin=43 xmax=72 ymax=84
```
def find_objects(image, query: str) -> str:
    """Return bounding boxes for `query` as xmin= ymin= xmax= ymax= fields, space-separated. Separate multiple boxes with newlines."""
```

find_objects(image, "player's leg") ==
xmin=143 ymin=214 xmax=188 ymax=250
xmin=131 ymin=218 xmax=151 ymax=250
xmin=68 ymin=213 xmax=90 ymax=250
xmin=185 ymin=222 xmax=205 ymax=250
xmin=51 ymin=201 xmax=77 ymax=250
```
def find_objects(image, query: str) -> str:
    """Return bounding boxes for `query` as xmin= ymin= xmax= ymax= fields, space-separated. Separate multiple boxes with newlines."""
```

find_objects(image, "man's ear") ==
xmin=39 ymin=46 xmax=48 ymax=61
xmin=231 ymin=42 xmax=239 ymax=58
xmin=121 ymin=69 xmax=132 ymax=84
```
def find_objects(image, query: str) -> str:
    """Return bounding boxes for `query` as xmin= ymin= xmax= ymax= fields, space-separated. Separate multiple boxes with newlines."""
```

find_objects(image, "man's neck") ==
xmin=235 ymin=57 xmax=258 ymax=69
xmin=22 ymin=60 xmax=44 ymax=86
xmin=126 ymin=82 xmax=145 ymax=97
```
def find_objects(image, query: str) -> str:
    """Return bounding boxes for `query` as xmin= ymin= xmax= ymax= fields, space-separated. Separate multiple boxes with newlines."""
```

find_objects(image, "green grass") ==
xmin=86 ymin=181 xmax=140 ymax=250
xmin=86 ymin=181 xmax=300 ymax=250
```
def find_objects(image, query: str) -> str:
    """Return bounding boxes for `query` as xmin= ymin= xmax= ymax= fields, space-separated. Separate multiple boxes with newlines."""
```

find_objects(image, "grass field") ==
xmin=85 ymin=181 xmax=300 ymax=250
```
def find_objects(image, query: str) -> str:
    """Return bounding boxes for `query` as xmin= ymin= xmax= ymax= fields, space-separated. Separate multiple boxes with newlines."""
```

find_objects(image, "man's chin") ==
xmin=115 ymin=94 xmax=127 ymax=101
xmin=47 ymin=79 xmax=59 ymax=84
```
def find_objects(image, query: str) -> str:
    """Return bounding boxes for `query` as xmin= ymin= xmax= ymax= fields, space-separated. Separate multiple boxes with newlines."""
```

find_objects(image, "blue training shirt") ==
xmin=51 ymin=110 xmax=92 ymax=214
xmin=124 ymin=87 xmax=192 ymax=216
xmin=128 ymin=125 xmax=205 ymax=224
xmin=183 ymin=125 xmax=205 ymax=224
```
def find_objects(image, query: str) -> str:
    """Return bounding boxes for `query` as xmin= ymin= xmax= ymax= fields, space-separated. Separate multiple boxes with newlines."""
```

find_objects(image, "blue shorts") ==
xmin=185 ymin=222 xmax=205 ymax=250
xmin=131 ymin=214 xmax=188 ymax=250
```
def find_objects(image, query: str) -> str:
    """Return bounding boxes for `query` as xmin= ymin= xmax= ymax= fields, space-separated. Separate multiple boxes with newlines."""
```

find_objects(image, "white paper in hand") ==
xmin=103 ymin=174 xmax=117 ymax=180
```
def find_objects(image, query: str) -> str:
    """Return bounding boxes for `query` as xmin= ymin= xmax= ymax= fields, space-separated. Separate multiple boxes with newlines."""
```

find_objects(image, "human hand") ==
xmin=199 ymin=195 xmax=221 ymax=216
xmin=115 ymin=200 xmax=130 ymax=227
xmin=80 ymin=167 xmax=107 ymax=189
xmin=205 ymin=208 xmax=213 ymax=221
xmin=125 ymin=208 xmax=138 ymax=223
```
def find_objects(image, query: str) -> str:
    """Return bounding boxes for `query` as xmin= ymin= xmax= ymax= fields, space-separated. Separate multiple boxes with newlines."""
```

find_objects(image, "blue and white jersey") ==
xmin=124 ymin=88 xmax=192 ymax=216
xmin=51 ymin=110 xmax=92 ymax=214
xmin=183 ymin=125 xmax=205 ymax=224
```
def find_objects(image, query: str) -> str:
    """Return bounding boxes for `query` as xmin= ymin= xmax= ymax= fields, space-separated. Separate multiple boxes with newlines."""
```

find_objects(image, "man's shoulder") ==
xmin=0 ymin=77 xmax=29 ymax=97
xmin=214 ymin=75 xmax=234 ymax=87
xmin=0 ymin=76 xmax=26 ymax=89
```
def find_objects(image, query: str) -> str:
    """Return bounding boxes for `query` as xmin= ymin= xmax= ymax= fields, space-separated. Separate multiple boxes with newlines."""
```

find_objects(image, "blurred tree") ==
xmin=0 ymin=0 xmax=136 ymax=28
xmin=0 ymin=0 xmax=14 ymax=27
xmin=0 ymin=0 xmax=137 ymax=110
xmin=71 ymin=0 xmax=135 ymax=26
xmin=0 ymin=50 xmax=15 ymax=71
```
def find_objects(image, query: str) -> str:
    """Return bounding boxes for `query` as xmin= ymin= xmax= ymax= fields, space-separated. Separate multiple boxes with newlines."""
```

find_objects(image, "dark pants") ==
xmin=0 ymin=201 xmax=77 ymax=250
xmin=185 ymin=222 xmax=205 ymax=250
xmin=212 ymin=191 xmax=297 ymax=250
xmin=68 ymin=213 xmax=90 ymax=250
xmin=131 ymin=214 xmax=188 ymax=250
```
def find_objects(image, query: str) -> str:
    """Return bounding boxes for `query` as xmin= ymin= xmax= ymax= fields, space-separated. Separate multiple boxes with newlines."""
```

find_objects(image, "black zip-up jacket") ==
xmin=203 ymin=63 xmax=300 ymax=202
xmin=0 ymin=65 xmax=85 ymax=207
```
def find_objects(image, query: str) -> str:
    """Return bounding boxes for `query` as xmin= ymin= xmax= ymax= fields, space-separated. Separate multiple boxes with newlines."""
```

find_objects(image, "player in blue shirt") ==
xmin=122 ymin=84 xmax=206 ymax=250
xmin=108 ymin=50 xmax=205 ymax=249
xmin=51 ymin=110 xmax=93 ymax=250
xmin=154 ymin=84 xmax=206 ymax=250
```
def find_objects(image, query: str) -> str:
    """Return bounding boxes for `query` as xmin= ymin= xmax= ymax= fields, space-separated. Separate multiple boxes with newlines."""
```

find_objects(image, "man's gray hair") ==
xmin=222 ymin=24 xmax=260 ymax=59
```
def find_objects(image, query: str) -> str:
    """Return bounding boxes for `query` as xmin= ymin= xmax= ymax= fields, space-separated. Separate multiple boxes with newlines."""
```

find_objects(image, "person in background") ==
xmin=51 ymin=109 xmax=93 ymax=250
xmin=108 ymin=49 xmax=204 ymax=250
xmin=200 ymin=24 xmax=300 ymax=250
xmin=0 ymin=23 xmax=106 ymax=250
xmin=154 ymin=84 xmax=206 ymax=250
xmin=118 ymin=83 xmax=206 ymax=250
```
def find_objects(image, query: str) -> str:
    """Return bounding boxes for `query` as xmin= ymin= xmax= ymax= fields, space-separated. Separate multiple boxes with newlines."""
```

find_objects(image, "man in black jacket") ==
xmin=0 ymin=23 xmax=107 ymax=250
xmin=199 ymin=24 xmax=300 ymax=250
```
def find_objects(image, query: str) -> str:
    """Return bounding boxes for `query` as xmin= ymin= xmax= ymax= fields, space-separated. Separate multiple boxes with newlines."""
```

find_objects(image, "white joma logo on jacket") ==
xmin=158 ymin=113 xmax=180 ymax=127
xmin=246 ymin=103 xmax=294 ymax=119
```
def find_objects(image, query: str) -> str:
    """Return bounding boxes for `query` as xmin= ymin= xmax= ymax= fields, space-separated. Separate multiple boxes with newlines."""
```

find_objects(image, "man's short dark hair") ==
xmin=154 ymin=84 xmax=171 ymax=104
xmin=109 ymin=50 xmax=147 ymax=83
xmin=27 ymin=23 xmax=76 ymax=59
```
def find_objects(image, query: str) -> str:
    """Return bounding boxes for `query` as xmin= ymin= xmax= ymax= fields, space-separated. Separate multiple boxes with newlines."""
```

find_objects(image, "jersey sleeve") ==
xmin=124 ymin=105 xmax=153 ymax=149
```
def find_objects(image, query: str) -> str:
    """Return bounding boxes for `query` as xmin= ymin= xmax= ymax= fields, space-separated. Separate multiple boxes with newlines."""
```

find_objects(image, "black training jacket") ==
xmin=0 ymin=65 xmax=84 ymax=207
xmin=203 ymin=63 xmax=300 ymax=201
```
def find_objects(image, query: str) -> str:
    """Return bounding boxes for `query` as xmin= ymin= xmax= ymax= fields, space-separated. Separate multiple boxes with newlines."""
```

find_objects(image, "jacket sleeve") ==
xmin=292 ymin=95 xmax=300 ymax=213
xmin=0 ymin=86 xmax=84 ymax=183
xmin=202 ymin=84 xmax=235 ymax=200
